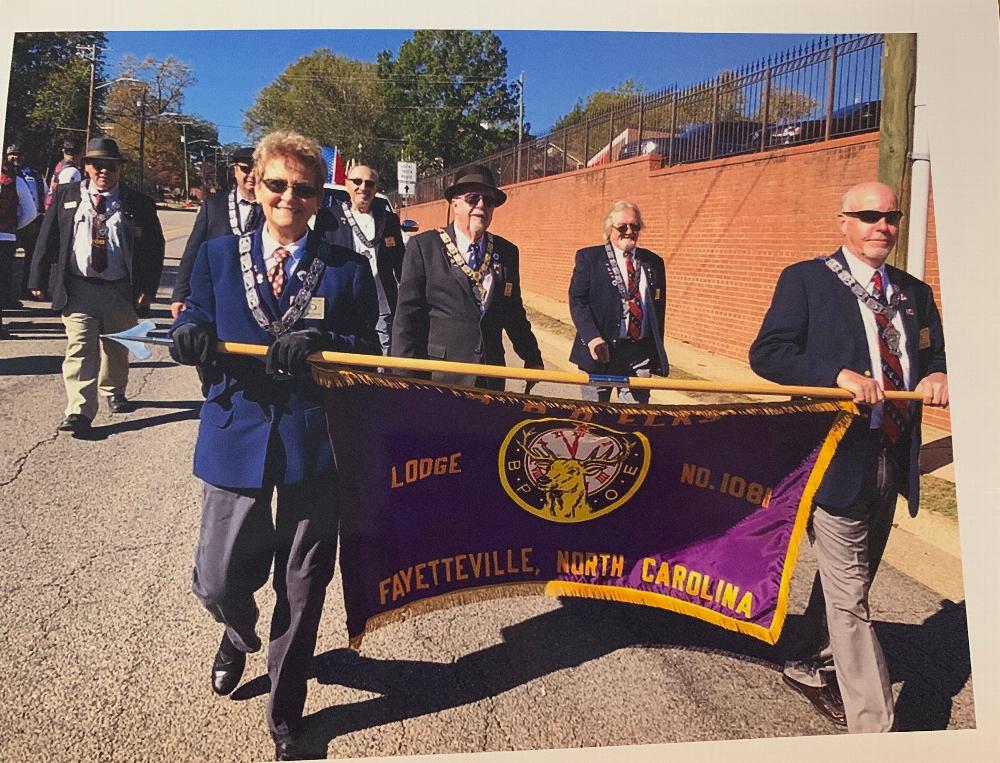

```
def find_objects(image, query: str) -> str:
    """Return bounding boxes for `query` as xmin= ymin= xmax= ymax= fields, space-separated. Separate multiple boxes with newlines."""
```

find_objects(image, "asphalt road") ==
xmin=0 ymin=210 xmax=975 ymax=762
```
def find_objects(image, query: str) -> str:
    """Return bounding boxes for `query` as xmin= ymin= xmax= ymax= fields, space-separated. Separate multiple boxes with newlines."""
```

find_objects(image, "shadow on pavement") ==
xmin=919 ymin=436 xmax=953 ymax=473
xmin=0 ymin=354 xmax=63 ymax=375
xmin=78 ymin=403 xmax=201 ymax=440
xmin=223 ymin=595 xmax=972 ymax=756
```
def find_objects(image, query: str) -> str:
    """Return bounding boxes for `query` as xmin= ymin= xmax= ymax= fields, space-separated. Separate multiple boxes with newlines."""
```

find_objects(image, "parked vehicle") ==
xmin=749 ymin=100 xmax=883 ymax=149
xmin=618 ymin=121 xmax=762 ymax=164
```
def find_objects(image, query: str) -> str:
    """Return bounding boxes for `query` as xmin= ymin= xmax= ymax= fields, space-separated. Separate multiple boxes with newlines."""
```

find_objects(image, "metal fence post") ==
xmin=562 ymin=129 xmax=568 ymax=173
xmin=824 ymin=39 xmax=839 ymax=141
xmin=709 ymin=79 xmax=720 ymax=160
xmin=637 ymin=95 xmax=645 ymax=145
xmin=668 ymin=94 xmax=677 ymax=166
xmin=584 ymin=120 xmax=590 ymax=168
xmin=759 ymin=66 xmax=772 ymax=152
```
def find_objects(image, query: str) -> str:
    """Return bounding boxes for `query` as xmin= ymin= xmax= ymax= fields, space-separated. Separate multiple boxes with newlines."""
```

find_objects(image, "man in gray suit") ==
xmin=391 ymin=165 xmax=543 ymax=390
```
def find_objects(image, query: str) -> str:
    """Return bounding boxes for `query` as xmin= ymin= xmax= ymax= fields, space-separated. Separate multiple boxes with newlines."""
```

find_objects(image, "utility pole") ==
xmin=179 ymin=122 xmax=189 ymax=201
xmin=516 ymin=72 xmax=524 ymax=183
xmin=77 ymin=44 xmax=97 ymax=148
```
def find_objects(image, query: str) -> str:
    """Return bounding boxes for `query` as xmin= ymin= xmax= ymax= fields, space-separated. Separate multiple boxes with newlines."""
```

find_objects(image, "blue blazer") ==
xmin=749 ymin=249 xmax=947 ymax=515
xmin=172 ymin=228 xmax=380 ymax=488
xmin=568 ymin=244 xmax=669 ymax=375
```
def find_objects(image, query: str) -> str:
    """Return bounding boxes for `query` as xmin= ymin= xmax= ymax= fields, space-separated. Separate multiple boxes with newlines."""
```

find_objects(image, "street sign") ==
xmin=397 ymin=161 xmax=417 ymax=197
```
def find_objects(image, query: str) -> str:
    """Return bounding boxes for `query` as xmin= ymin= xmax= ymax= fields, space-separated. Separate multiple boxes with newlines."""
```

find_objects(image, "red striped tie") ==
xmin=871 ymin=271 xmax=909 ymax=442
xmin=625 ymin=251 xmax=643 ymax=341
xmin=268 ymin=246 xmax=290 ymax=299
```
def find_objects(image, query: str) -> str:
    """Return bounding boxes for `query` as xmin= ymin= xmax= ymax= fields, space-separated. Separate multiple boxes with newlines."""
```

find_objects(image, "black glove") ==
xmin=266 ymin=330 xmax=328 ymax=377
xmin=173 ymin=322 xmax=216 ymax=366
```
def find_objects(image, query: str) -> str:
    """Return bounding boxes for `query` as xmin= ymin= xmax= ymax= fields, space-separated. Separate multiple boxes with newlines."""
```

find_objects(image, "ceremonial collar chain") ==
xmin=603 ymin=242 xmax=641 ymax=303
xmin=341 ymin=201 xmax=385 ymax=252
xmin=81 ymin=181 xmax=121 ymax=223
xmin=823 ymin=255 xmax=903 ymax=357
xmin=238 ymin=231 xmax=326 ymax=337
xmin=228 ymin=189 xmax=257 ymax=236
xmin=437 ymin=228 xmax=496 ymax=305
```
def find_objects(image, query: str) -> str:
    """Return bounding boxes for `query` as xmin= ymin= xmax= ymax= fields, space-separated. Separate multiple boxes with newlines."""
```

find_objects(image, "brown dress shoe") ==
xmin=782 ymin=674 xmax=848 ymax=726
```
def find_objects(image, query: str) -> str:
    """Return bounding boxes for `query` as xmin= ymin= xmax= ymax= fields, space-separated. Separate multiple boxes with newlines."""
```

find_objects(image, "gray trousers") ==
xmin=783 ymin=449 xmax=898 ymax=733
xmin=192 ymin=471 xmax=339 ymax=740
xmin=580 ymin=338 xmax=654 ymax=404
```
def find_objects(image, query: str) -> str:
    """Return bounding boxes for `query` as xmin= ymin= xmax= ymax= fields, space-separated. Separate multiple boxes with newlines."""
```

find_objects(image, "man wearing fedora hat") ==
xmin=171 ymin=146 xmax=261 ymax=320
xmin=391 ymin=164 xmax=543 ymax=388
xmin=29 ymin=135 xmax=165 ymax=435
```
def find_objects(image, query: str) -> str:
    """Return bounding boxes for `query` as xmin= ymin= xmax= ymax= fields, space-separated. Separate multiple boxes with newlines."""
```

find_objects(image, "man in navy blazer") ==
xmin=749 ymin=181 xmax=948 ymax=734
xmin=171 ymin=146 xmax=260 ymax=319
xmin=320 ymin=164 xmax=404 ymax=354
xmin=569 ymin=200 xmax=668 ymax=403
xmin=171 ymin=130 xmax=379 ymax=761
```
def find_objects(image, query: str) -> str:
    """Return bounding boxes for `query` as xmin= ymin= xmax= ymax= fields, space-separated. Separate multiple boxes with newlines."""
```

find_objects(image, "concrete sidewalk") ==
xmin=520 ymin=289 xmax=964 ymax=600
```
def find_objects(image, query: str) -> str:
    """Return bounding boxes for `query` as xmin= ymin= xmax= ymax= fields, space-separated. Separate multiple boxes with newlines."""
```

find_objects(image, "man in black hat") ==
xmin=47 ymin=138 xmax=84 ymax=204
xmin=29 ymin=136 xmax=165 ymax=435
xmin=171 ymin=146 xmax=260 ymax=319
xmin=391 ymin=164 xmax=543 ymax=389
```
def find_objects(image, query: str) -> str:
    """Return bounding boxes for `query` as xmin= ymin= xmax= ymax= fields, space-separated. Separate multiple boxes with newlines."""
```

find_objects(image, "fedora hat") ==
xmin=83 ymin=136 xmax=127 ymax=163
xmin=231 ymin=146 xmax=254 ymax=165
xmin=444 ymin=164 xmax=507 ymax=206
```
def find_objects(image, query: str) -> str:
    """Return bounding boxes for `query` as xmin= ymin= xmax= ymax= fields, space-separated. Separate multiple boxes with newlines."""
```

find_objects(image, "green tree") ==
xmin=377 ymin=30 xmax=520 ymax=175
xmin=243 ymin=49 xmax=390 ymax=177
xmin=551 ymin=79 xmax=646 ymax=131
xmin=3 ymin=32 xmax=107 ymax=174
xmin=754 ymin=86 xmax=817 ymax=123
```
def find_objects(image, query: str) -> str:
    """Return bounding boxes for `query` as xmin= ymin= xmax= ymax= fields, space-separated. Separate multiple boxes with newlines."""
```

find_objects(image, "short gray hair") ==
xmin=348 ymin=164 xmax=379 ymax=184
xmin=603 ymin=200 xmax=644 ymax=241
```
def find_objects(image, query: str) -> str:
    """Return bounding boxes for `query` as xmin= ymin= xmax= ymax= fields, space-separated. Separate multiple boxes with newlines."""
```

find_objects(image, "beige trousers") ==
xmin=61 ymin=277 xmax=136 ymax=420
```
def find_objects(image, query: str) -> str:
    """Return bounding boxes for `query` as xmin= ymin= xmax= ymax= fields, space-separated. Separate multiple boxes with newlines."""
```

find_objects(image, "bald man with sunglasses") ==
xmin=750 ymin=181 xmax=948 ymax=734
xmin=391 ymin=164 xmax=542 ymax=389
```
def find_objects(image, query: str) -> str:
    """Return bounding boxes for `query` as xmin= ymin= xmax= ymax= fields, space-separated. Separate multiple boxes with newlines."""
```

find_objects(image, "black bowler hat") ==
xmin=444 ymin=164 xmax=507 ymax=206
xmin=83 ymin=136 xmax=127 ymax=162
xmin=231 ymin=146 xmax=254 ymax=165
xmin=62 ymin=138 xmax=81 ymax=153
xmin=5 ymin=144 xmax=21 ymax=156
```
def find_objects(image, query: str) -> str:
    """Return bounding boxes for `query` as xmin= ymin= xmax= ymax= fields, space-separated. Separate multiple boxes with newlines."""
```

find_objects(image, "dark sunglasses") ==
xmin=460 ymin=192 xmax=497 ymax=209
xmin=842 ymin=210 xmax=903 ymax=225
xmin=347 ymin=177 xmax=376 ymax=189
xmin=234 ymin=163 xmax=252 ymax=174
xmin=612 ymin=223 xmax=641 ymax=234
xmin=260 ymin=178 xmax=320 ymax=199
xmin=88 ymin=160 xmax=120 ymax=172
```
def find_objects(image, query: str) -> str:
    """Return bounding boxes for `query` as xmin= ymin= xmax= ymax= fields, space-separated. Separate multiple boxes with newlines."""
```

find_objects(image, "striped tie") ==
xmin=871 ymin=271 xmax=909 ymax=442
xmin=625 ymin=251 xmax=643 ymax=341
xmin=268 ymin=246 xmax=290 ymax=299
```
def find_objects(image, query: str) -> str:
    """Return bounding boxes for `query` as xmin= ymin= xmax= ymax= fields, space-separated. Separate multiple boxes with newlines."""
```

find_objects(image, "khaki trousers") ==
xmin=61 ymin=276 xmax=136 ymax=420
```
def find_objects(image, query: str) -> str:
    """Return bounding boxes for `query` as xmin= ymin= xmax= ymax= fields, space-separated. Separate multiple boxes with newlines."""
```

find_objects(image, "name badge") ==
xmin=304 ymin=297 xmax=325 ymax=319
xmin=919 ymin=327 xmax=931 ymax=349
xmin=384 ymin=235 xmax=396 ymax=247
xmin=654 ymin=288 xmax=661 ymax=300
xmin=64 ymin=200 xmax=78 ymax=209
xmin=503 ymin=282 xmax=513 ymax=297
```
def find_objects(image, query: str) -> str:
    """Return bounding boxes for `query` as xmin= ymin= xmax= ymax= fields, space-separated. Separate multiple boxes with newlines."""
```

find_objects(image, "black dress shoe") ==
xmin=274 ymin=738 xmax=313 ymax=761
xmin=211 ymin=633 xmax=246 ymax=696
xmin=58 ymin=414 xmax=92 ymax=434
xmin=782 ymin=674 xmax=847 ymax=726
xmin=107 ymin=394 xmax=136 ymax=414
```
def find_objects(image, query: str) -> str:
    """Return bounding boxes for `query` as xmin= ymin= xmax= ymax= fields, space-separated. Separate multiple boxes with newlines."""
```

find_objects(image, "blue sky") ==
xmin=104 ymin=30 xmax=823 ymax=146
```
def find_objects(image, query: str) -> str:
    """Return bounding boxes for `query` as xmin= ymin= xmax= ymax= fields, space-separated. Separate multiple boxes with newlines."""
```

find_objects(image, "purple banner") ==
xmin=319 ymin=372 xmax=852 ymax=646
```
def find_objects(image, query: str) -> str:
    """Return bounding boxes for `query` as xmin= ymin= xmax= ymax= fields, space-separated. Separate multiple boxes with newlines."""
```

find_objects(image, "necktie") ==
xmin=243 ymin=201 xmax=261 ymax=233
xmin=468 ymin=241 xmax=482 ymax=272
xmin=268 ymin=246 xmax=290 ymax=299
xmin=624 ymin=251 xmax=643 ymax=341
xmin=871 ymin=270 xmax=909 ymax=442
xmin=91 ymin=194 xmax=108 ymax=273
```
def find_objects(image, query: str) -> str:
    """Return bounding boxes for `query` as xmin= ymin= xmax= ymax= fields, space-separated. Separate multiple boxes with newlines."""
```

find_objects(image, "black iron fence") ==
xmin=401 ymin=34 xmax=883 ymax=206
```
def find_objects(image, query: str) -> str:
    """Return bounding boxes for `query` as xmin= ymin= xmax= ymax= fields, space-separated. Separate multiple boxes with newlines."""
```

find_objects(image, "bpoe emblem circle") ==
xmin=499 ymin=418 xmax=651 ymax=523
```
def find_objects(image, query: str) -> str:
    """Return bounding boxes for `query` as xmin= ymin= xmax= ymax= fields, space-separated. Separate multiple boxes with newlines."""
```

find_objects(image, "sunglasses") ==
xmin=234 ymin=163 xmax=252 ymax=174
xmin=612 ymin=223 xmax=641 ymax=234
xmin=88 ymin=160 xmax=120 ymax=172
xmin=260 ymin=178 xmax=320 ymax=199
xmin=842 ymin=210 xmax=903 ymax=225
xmin=347 ymin=177 xmax=376 ymax=189
xmin=459 ymin=192 xmax=498 ymax=209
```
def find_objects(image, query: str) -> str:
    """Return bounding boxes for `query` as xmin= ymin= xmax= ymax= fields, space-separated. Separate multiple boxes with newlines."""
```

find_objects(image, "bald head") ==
xmin=838 ymin=181 xmax=902 ymax=268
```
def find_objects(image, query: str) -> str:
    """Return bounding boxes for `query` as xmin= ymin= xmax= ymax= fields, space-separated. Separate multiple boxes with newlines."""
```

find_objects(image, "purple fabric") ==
xmin=326 ymin=379 xmax=848 ymax=645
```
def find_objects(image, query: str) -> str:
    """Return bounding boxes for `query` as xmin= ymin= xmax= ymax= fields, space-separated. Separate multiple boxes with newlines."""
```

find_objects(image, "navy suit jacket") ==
xmin=319 ymin=198 xmax=405 ymax=315
xmin=749 ymin=248 xmax=947 ymax=515
xmin=172 ymin=228 xmax=380 ymax=488
xmin=391 ymin=224 xmax=542 ymax=389
xmin=171 ymin=190 xmax=259 ymax=303
xmin=568 ymin=244 xmax=669 ymax=375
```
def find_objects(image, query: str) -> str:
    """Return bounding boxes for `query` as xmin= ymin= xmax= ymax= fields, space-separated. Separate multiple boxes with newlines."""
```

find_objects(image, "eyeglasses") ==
xmin=347 ymin=177 xmax=376 ymax=189
xmin=459 ymin=192 xmax=497 ymax=209
xmin=841 ymin=210 xmax=903 ymax=225
xmin=89 ymin=160 xmax=120 ymax=172
xmin=612 ymin=223 xmax=641 ymax=234
xmin=234 ymin=163 xmax=252 ymax=174
xmin=260 ymin=178 xmax=320 ymax=199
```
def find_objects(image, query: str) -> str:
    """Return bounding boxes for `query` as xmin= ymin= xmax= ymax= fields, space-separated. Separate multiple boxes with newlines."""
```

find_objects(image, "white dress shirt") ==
xmin=70 ymin=183 xmax=127 ymax=280
xmin=612 ymin=243 xmax=651 ymax=339
xmin=350 ymin=209 xmax=390 ymax=316
xmin=262 ymin=226 xmax=308 ymax=283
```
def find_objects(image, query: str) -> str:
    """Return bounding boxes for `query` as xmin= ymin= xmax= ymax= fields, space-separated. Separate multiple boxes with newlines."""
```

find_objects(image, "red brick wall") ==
xmin=401 ymin=134 xmax=950 ymax=432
